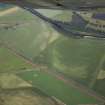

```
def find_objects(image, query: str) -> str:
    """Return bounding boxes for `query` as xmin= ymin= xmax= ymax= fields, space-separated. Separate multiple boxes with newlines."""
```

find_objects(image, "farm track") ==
xmin=0 ymin=42 xmax=105 ymax=103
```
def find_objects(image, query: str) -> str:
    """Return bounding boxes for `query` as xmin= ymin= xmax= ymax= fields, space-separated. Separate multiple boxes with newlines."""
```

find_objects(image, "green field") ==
xmin=0 ymin=8 xmax=58 ymax=60
xmin=17 ymin=70 xmax=101 ymax=105
xmin=0 ymin=46 xmax=102 ymax=105
xmin=33 ymin=37 xmax=105 ymax=86
xmin=0 ymin=46 xmax=33 ymax=73
xmin=0 ymin=7 xmax=105 ymax=105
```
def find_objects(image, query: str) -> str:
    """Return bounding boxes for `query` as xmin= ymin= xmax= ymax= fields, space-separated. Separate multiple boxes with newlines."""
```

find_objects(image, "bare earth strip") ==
xmin=0 ymin=42 xmax=105 ymax=103
xmin=0 ymin=7 xmax=19 ymax=17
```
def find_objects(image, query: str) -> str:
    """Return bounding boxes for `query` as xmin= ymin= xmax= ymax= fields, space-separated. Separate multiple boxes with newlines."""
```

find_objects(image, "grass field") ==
xmin=0 ymin=46 xmax=33 ymax=73
xmin=17 ymin=70 xmax=102 ymax=105
xmin=33 ymin=36 xmax=105 ymax=98
xmin=0 ymin=46 xmax=103 ymax=105
xmin=0 ymin=7 xmax=58 ymax=60
xmin=0 ymin=7 xmax=105 ymax=105
xmin=34 ymin=37 xmax=105 ymax=85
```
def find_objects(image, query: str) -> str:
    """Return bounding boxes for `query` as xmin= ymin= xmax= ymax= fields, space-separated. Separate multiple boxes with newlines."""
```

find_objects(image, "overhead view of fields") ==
xmin=0 ymin=46 xmax=104 ymax=105
xmin=0 ymin=5 xmax=105 ymax=105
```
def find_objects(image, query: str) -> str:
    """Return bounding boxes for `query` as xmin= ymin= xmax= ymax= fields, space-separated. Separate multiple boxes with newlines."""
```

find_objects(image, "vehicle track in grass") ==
xmin=0 ymin=41 xmax=105 ymax=103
